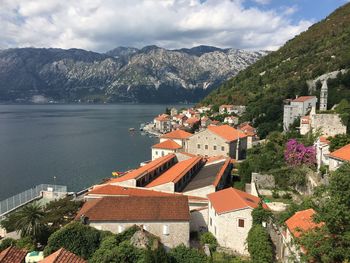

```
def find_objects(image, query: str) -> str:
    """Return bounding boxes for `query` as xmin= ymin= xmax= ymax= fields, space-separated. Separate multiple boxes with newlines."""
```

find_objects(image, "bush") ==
xmin=0 ymin=238 xmax=16 ymax=252
xmin=115 ymin=225 xmax=139 ymax=245
xmin=200 ymin=232 xmax=218 ymax=252
xmin=282 ymin=192 xmax=292 ymax=199
xmin=247 ymin=225 xmax=274 ymax=263
xmin=169 ymin=244 xmax=208 ymax=263
xmin=251 ymin=205 xmax=272 ymax=225
xmin=16 ymin=236 xmax=35 ymax=251
xmin=44 ymin=222 xmax=102 ymax=259
xmin=272 ymin=190 xmax=280 ymax=199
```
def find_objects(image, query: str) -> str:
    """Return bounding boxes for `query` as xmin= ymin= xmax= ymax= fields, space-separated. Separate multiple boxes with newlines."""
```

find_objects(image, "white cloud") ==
xmin=0 ymin=0 xmax=312 ymax=52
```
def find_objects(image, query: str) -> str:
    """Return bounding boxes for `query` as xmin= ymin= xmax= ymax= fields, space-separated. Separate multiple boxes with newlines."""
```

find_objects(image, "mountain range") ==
xmin=0 ymin=45 xmax=267 ymax=103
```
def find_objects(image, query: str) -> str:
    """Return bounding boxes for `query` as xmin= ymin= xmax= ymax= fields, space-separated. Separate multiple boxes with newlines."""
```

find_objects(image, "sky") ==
xmin=0 ymin=0 xmax=348 ymax=52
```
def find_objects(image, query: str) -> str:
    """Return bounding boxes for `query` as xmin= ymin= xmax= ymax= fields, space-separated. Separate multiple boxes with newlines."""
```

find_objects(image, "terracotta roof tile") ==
xmin=152 ymin=140 xmax=182 ymax=150
xmin=292 ymin=96 xmax=316 ymax=103
xmin=212 ymin=158 xmax=232 ymax=187
xmin=155 ymin=114 xmax=170 ymax=121
xmin=109 ymin=154 xmax=176 ymax=183
xmin=161 ymin=130 xmax=192 ymax=139
xmin=76 ymin=196 xmax=190 ymax=221
xmin=285 ymin=209 xmax=324 ymax=238
xmin=0 ymin=246 xmax=27 ymax=263
xmin=319 ymin=136 xmax=330 ymax=145
xmin=185 ymin=117 xmax=200 ymax=125
xmin=208 ymin=125 xmax=247 ymax=142
xmin=146 ymin=156 xmax=203 ymax=187
xmin=329 ymin=143 xmax=350 ymax=161
xmin=207 ymin=188 xmax=262 ymax=214
xmin=39 ymin=248 xmax=86 ymax=263
xmin=88 ymin=184 xmax=208 ymax=202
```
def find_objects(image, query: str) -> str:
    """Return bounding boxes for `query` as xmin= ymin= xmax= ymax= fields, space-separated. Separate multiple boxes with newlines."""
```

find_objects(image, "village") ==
xmin=1 ymin=79 xmax=350 ymax=263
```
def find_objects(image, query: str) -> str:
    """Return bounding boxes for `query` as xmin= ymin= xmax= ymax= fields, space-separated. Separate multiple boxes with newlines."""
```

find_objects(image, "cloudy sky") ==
xmin=0 ymin=0 xmax=348 ymax=52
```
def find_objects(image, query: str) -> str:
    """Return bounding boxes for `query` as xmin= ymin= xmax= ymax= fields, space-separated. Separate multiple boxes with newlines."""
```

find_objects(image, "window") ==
xmin=118 ymin=225 xmax=124 ymax=233
xmin=161 ymin=151 xmax=164 ymax=156
xmin=210 ymin=217 xmax=212 ymax=226
xmin=197 ymin=144 xmax=201 ymax=149
xmin=205 ymin=145 xmax=208 ymax=150
xmin=238 ymin=219 xmax=245 ymax=228
xmin=213 ymin=145 xmax=217 ymax=150
xmin=163 ymin=225 xmax=169 ymax=235
xmin=155 ymin=151 xmax=158 ymax=155
xmin=221 ymin=146 xmax=225 ymax=151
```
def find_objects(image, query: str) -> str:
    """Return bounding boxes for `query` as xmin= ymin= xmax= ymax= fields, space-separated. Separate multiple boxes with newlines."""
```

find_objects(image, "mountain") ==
xmin=202 ymin=3 xmax=350 ymax=137
xmin=0 ymin=46 xmax=267 ymax=103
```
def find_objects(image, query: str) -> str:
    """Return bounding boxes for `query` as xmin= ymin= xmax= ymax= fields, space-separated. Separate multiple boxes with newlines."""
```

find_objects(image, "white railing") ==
xmin=0 ymin=184 xmax=67 ymax=218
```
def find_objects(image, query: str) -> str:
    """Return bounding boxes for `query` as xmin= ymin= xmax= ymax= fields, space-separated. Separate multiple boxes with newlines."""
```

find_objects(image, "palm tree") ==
xmin=15 ymin=203 xmax=45 ymax=239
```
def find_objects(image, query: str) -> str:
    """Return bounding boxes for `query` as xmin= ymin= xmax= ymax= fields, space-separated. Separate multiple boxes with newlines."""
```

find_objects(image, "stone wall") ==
xmin=251 ymin=172 xmax=275 ymax=189
xmin=311 ymin=113 xmax=346 ymax=137
xmin=90 ymin=220 xmax=189 ymax=249
xmin=190 ymin=208 xmax=208 ymax=233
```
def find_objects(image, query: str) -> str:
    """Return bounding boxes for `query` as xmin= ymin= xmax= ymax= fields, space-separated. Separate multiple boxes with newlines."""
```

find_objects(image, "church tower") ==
xmin=320 ymin=80 xmax=328 ymax=111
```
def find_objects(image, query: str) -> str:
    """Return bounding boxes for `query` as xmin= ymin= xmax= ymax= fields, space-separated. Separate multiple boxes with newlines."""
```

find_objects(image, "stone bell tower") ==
xmin=319 ymin=80 xmax=328 ymax=111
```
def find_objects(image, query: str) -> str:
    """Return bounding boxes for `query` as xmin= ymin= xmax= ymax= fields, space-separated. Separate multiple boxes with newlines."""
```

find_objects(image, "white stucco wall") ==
xmin=208 ymin=204 xmax=253 ymax=255
xmin=329 ymin=157 xmax=344 ymax=171
xmin=152 ymin=148 xmax=176 ymax=161
xmin=90 ymin=220 xmax=189 ymax=249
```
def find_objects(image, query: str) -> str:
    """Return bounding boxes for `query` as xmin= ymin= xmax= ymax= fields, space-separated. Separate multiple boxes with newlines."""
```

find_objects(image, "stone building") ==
xmin=154 ymin=114 xmax=171 ymax=133
xmin=186 ymin=125 xmax=247 ymax=160
xmin=76 ymin=195 xmax=190 ymax=249
xmin=319 ymin=80 xmax=328 ymax=111
xmin=207 ymin=188 xmax=263 ymax=255
xmin=283 ymin=96 xmax=317 ymax=131
xmin=328 ymin=143 xmax=350 ymax=171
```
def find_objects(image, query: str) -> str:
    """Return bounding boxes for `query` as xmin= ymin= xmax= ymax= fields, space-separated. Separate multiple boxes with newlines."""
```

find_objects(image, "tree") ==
xmin=15 ymin=203 xmax=45 ymax=241
xmin=0 ymin=238 xmax=16 ymax=252
xmin=44 ymin=222 xmax=102 ymax=259
xmin=251 ymin=204 xmax=272 ymax=225
xmin=247 ymin=225 xmax=274 ymax=263
xmin=299 ymin=164 xmax=350 ymax=262
xmin=169 ymin=244 xmax=208 ymax=263
xmin=200 ymin=232 xmax=218 ymax=252
xmin=328 ymin=134 xmax=350 ymax=152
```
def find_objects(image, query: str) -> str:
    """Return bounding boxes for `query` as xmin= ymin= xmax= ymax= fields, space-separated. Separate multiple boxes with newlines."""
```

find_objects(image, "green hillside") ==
xmin=202 ymin=3 xmax=350 ymax=137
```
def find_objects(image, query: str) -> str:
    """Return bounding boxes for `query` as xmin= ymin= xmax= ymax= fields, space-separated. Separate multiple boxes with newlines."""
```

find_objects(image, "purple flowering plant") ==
xmin=284 ymin=139 xmax=316 ymax=167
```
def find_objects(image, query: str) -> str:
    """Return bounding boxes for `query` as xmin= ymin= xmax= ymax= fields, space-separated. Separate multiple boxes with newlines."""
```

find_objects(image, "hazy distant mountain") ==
xmin=0 ymin=45 xmax=267 ymax=103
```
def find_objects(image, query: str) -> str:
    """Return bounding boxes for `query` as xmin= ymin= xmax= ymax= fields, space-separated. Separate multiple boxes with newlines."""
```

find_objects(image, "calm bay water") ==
xmin=0 ymin=104 xmax=180 ymax=200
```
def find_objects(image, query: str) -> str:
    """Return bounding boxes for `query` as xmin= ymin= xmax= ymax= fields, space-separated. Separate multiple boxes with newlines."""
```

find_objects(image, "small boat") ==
xmin=129 ymin=128 xmax=135 ymax=132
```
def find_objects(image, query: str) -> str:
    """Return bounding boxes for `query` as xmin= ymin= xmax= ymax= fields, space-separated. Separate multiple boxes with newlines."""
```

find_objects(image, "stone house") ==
xmin=184 ymin=117 xmax=200 ymax=129
xmin=238 ymin=123 xmax=259 ymax=149
xmin=283 ymin=96 xmax=317 ymax=131
xmin=76 ymin=195 xmax=190 ymax=249
xmin=154 ymin=114 xmax=172 ymax=133
xmin=328 ymin=143 xmax=350 ymax=171
xmin=170 ymin=108 xmax=178 ymax=116
xmin=283 ymin=209 xmax=323 ymax=262
xmin=315 ymin=136 xmax=330 ymax=171
xmin=219 ymin=105 xmax=234 ymax=114
xmin=207 ymin=188 xmax=263 ymax=255
xmin=224 ymin=116 xmax=239 ymax=126
xmin=186 ymin=125 xmax=247 ymax=160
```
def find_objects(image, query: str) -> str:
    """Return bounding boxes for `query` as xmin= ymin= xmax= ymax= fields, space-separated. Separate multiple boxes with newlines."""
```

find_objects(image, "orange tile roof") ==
xmin=212 ymin=158 xmax=232 ymax=187
xmin=155 ymin=114 xmax=170 ymax=121
xmin=152 ymin=140 xmax=182 ymax=150
xmin=76 ymin=196 xmax=190 ymax=221
xmin=329 ymin=143 xmax=350 ymax=161
xmin=88 ymin=184 xmax=208 ymax=202
xmin=161 ymin=130 xmax=192 ymax=139
xmin=208 ymin=125 xmax=247 ymax=142
xmin=207 ymin=187 xmax=262 ymax=214
xmin=285 ymin=209 xmax=324 ymax=238
xmin=109 ymin=154 xmax=176 ymax=183
xmin=0 ymin=246 xmax=27 ymax=263
xmin=292 ymin=96 xmax=316 ymax=103
xmin=39 ymin=248 xmax=86 ymax=263
xmin=185 ymin=117 xmax=200 ymax=125
xmin=146 ymin=156 xmax=203 ymax=187
xmin=220 ymin=104 xmax=234 ymax=108
xmin=319 ymin=136 xmax=330 ymax=145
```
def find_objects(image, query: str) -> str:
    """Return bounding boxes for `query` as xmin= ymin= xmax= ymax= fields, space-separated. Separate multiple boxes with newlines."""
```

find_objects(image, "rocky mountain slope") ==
xmin=202 ymin=2 xmax=350 ymax=137
xmin=0 ymin=45 xmax=267 ymax=103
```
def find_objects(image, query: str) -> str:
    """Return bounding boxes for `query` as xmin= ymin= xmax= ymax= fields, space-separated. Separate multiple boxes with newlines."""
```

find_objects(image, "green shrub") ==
xmin=272 ymin=190 xmax=279 ymax=199
xmin=200 ymin=232 xmax=218 ymax=252
xmin=0 ymin=238 xmax=16 ymax=252
xmin=115 ymin=225 xmax=140 ymax=245
xmin=247 ymin=225 xmax=274 ymax=263
xmin=251 ymin=205 xmax=272 ymax=225
xmin=169 ymin=244 xmax=208 ymax=263
xmin=16 ymin=236 xmax=35 ymax=251
xmin=282 ymin=192 xmax=292 ymax=199
xmin=44 ymin=222 xmax=101 ymax=259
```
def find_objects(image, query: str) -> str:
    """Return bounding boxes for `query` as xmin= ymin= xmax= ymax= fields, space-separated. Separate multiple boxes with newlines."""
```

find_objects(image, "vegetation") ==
xmin=247 ymin=224 xmax=274 ymax=263
xmin=299 ymin=164 xmax=350 ymax=262
xmin=251 ymin=204 xmax=272 ymax=225
xmin=168 ymin=244 xmax=207 ymax=263
xmin=328 ymin=133 xmax=350 ymax=151
xmin=43 ymin=222 xmax=103 ymax=259
xmin=0 ymin=238 xmax=16 ymax=252
xmin=200 ymin=232 xmax=218 ymax=252
xmin=202 ymin=3 xmax=350 ymax=137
